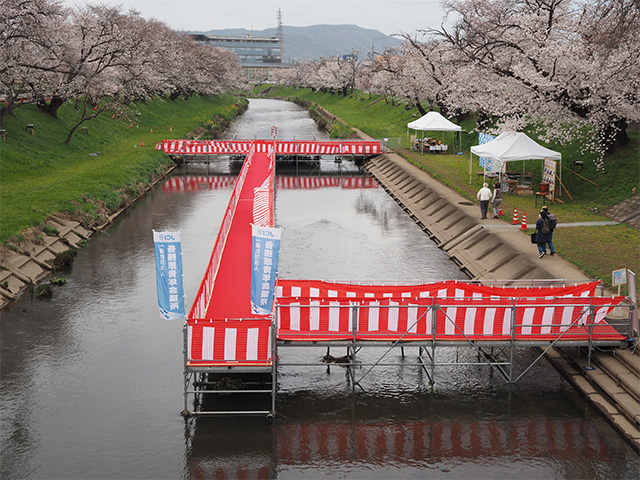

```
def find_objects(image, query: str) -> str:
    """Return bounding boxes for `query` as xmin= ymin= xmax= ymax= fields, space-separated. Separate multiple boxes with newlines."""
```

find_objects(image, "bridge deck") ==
xmin=204 ymin=151 xmax=273 ymax=320
xmin=181 ymin=140 xmax=632 ymax=416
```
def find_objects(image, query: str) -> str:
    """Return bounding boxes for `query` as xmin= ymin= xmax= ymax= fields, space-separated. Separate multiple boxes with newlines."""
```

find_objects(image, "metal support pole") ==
xmin=271 ymin=318 xmax=277 ymax=417
xmin=183 ymin=324 xmax=189 ymax=416
xmin=430 ymin=302 xmax=437 ymax=387
xmin=587 ymin=300 xmax=595 ymax=370
xmin=509 ymin=300 xmax=516 ymax=383
xmin=326 ymin=346 xmax=331 ymax=373
xmin=351 ymin=304 xmax=358 ymax=392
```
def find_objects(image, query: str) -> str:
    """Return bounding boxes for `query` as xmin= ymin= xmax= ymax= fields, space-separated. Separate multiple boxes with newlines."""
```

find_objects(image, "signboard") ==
xmin=153 ymin=230 xmax=185 ymax=320
xmin=612 ymin=268 xmax=628 ymax=286
xmin=543 ymin=159 xmax=557 ymax=200
xmin=251 ymin=225 xmax=282 ymax=315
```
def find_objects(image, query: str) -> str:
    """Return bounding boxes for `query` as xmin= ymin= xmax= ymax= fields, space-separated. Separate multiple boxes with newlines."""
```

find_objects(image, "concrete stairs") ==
xmin=545 ymin=346 xmax=640 ymax=453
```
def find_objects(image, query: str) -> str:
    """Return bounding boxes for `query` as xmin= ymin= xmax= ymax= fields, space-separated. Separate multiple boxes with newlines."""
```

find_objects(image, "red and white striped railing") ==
xmin=156 ymin=139 xmax=382 ymax=156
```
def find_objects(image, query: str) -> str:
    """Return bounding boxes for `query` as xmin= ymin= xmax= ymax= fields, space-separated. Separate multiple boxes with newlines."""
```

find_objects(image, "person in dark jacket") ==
xmin=535 ymin=210 xmax=555 ymax=258
xmin=540 ymin=205 xmax=557 ymax=253
xmin=491 ymin=183 xmax=502 ymax=219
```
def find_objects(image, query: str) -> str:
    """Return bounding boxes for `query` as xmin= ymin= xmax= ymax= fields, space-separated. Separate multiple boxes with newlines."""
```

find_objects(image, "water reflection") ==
xmin=185 ymin=390 xmax=632 ymax=479
xmin=162 ymin=174 xmax=378 ymax=193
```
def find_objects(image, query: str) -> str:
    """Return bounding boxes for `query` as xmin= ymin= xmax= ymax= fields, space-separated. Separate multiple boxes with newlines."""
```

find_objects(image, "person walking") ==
xmin=491 ymin=183 xmax=502 ymax=219
xmin=476 ymin=182 xmax=492 ymax=219
xmin=540 ymin=205 xmax=557 ymax=254
xmin=535 ymin=209 xmax=556 ymax=258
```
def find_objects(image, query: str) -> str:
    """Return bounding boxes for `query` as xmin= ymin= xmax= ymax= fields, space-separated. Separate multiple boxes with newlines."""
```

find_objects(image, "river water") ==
xmin=1 ymin=99 xmax=638 ymax=479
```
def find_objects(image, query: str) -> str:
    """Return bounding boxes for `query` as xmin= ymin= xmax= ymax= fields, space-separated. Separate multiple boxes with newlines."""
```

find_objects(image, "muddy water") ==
xmin=1 ymin=99 xmax=638 ymax=479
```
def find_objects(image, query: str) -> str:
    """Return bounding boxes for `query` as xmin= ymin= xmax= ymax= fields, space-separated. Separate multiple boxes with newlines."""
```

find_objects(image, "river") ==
xmin=1 ymin=99 xmax=638 ymax=479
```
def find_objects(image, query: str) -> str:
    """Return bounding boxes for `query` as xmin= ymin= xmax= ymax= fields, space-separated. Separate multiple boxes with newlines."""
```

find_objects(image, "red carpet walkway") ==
xmin=204 ymin=149 xmax=274 ymax=320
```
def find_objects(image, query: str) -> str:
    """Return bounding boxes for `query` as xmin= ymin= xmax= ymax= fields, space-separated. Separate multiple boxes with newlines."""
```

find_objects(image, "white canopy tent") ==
xmin=469 ymin=132 xmax=562 ymax=190
xmin=407 ymin=111 xmax=462 ymax=153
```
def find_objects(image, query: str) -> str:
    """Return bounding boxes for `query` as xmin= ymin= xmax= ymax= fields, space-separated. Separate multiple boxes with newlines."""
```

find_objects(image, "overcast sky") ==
xmin=61 ymin=0 xmax=447 ymax=36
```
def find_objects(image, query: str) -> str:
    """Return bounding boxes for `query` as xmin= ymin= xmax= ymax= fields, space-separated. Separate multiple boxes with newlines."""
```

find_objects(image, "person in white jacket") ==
xmin=476 ymin=182 xmax=492 ymax=219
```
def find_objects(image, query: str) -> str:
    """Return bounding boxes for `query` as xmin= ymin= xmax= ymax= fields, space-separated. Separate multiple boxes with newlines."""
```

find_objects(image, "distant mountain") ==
xmin=194 ymin=24 xmax=400 ymax=62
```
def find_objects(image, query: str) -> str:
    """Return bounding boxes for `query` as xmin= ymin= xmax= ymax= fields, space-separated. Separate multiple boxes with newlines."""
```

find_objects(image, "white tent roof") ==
xmin=470 ymin=132 xmax=561 ymax=162
xmin=407 ymin=111 xmax=462 ymax=132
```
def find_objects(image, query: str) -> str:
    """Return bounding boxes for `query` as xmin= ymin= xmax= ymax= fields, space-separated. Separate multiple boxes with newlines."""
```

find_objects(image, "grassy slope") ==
xmin=0 ymin=94 xmax=241 ymax=243
xmin=257 ymin=85 xmax=640 ymax=294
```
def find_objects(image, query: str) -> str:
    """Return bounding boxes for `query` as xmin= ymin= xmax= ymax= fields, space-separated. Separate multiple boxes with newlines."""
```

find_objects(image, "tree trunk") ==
xmin=599 ymin=118 xmax=629 ymax=154
xmin=64 ymin=100 xmax=90 ymax=145
xmin=414 ymin=99 xmax=427 ymax=116
xmin=64 ymin=122 xmax=82 ymax=145
xmin=37 ymin=96 xmax=64 ymax=118
xmin=0 ymin=105 xmax=15 ymax=126
xmin=456 ymin=111 xmax=471 ymax=124
xmin=477 ymin=111 xmax=492 ymax=130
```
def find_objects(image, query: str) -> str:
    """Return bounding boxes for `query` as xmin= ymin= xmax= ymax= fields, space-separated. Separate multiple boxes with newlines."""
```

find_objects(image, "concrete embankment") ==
xmin=0 ymin=165 xmax=176 ymax=309
xmin=363 ymin=150 xmax=639 ymax=453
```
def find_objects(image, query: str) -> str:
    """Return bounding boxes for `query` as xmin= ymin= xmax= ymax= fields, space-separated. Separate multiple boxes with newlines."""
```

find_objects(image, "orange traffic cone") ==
xmin=140 ymin=139 xmax=144 ymax=147
xmin=150 ymin=127 xmax=153 ymax=133
xmin=520 ymin=212 xmax=528 ymax=230
xmin=499 ymin=206 xmax=503 ymax=216
xmin=169 ymin=126 xmax=172 ymax=132
xmin=512 ymin=208 xmax=519 ymax=225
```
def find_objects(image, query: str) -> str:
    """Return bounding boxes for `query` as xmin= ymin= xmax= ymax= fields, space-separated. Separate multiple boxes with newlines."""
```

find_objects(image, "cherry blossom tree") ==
xmin=311 ymin=52 xmax=362 ymax=96
xmin=0 ymin=0 xmax=69 ymax=124
xmin=0 ymin=1 xmax=243 ymax=140
xmin=368 ymin=40 xmax=453 ymax=115
xmin=434 ymin=0 xmax=640 ymax=164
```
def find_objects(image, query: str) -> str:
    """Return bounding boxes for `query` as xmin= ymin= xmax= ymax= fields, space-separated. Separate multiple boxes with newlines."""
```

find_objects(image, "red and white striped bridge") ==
xmin=157 ymin=139 xmax=382 ymax=156
xmin=172 ymin=139 xmax=632 ymax=416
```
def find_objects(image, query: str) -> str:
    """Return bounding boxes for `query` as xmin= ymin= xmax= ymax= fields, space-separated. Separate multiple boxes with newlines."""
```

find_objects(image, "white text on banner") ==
xmin=251 ymin=225 xmax=282 ymax=315
xmin=153 ymin=230 xmax=185 ymax=320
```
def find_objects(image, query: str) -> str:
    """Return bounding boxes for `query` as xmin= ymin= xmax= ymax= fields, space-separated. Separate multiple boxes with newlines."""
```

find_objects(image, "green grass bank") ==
xmin=0 ymin=94 xmax=245 ymax=245
xmin=256 ymin=85 xmax=640 ymax=294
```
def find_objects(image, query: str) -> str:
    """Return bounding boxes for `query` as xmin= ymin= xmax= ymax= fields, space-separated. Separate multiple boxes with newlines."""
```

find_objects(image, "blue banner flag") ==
xmin=153 ymin=230 xmax=185 ymax=320
xmin=251 ymin=225 xmax=282 ymax=315
xmin=478 ymin=133 xmax=495 ymax=171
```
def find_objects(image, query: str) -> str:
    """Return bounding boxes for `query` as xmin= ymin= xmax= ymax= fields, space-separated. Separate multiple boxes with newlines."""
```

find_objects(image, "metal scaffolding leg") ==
xmin=350 ymin=304 xmax=358 ymax=392
xmin=509 ymin=302 xmax=516 ymax=383
xmin=182 ymin=324 xmax=190 ymax=416
xmin=271 ymin=320 xmax=277 ymax=417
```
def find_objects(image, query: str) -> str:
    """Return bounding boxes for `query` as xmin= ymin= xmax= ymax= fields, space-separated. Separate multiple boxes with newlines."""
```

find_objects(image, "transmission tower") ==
xmin=277 ymin=8 xmax=284 ymax=62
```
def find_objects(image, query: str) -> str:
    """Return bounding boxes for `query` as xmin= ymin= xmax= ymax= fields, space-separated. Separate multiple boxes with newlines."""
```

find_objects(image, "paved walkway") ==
xmin=484 ymin=221 xmax=620 ymax=229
